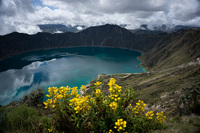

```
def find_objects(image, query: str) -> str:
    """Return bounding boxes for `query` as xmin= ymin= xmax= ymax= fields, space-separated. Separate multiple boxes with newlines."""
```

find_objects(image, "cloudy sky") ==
xmin=0 ymin=0 xmax=200 ymax=35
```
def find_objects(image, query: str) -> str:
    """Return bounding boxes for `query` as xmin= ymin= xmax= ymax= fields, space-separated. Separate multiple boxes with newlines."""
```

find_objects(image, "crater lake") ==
xmin=0 ymin=47 xmax=145 ymax=106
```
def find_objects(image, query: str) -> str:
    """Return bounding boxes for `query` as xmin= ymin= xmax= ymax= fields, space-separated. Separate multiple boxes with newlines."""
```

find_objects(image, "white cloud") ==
xmin=54 ymin=30 xmax=63 ymax=33
xmin=77 ymin=26 xmax=83 ymax=30
xmin=168 ymin=0 xmax=200 ymax=21
xmin=0 ymin=0 xmax=42 ymax=35
xmin=39 ymin=0 xmax=200 ymax=28
xmin=0 ymin=0 xmax=200 ymax=35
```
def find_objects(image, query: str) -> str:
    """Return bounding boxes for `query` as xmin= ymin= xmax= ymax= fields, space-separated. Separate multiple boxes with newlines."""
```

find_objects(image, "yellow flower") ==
xmin=48 ymin=128 xmax=52 ymax=132
xmin=58 ymin=86 xmax=71 ymax=98
xmin=71 ymin=87 xmax=79 ymax=97
xmin=108 ymin=78 xmax=116 ymax=87
xmin=69 ymin=96 xmax=91 ymax=114
xmin=74 ymin=106 xmax=81 ymax=113
xmin=109 ymin=102 xmax=118 ymax=110
xmin=48 ymin=87 xmax=58 ymax=97
xmin=156 ymin=111 xmax=166 ymax=124
xmin=46 ymin=94 xmax=51 ymax=98
xmin=54 ymin=93 xmax=62 ymax=100
xmin=108 ymin=78 xmax=122 ymax=101
xmin=44 ymin=99 xmax=54 ymax=109
xmin=114 ymin=119 xmax=127 ymax=132
xmin=48 ymin=126 xmax=53 ymax=132
xmin=108 ymin=129 xmax=113 ymax=133
xmin=133 ymin=100 xmax=146 ymax=114
xmin=146 ymin=111 xmax=154 ymax=119
xmin=94 ymin=81 xmax=102 ymax=86
xmin=95 ymin=89 xmax=102 ymax=96
xmin=44 ymin=86 xmax=72 ymax=109
xmin=81 ymin=85 xmax=86 ymax=92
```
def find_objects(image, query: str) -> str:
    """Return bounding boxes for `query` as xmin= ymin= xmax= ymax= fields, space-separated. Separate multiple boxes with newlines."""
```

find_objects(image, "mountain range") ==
xmin=37 ymin=24 xmax=200 ymax=34
xmin=0 ymin=24 xmax=200 ymax=71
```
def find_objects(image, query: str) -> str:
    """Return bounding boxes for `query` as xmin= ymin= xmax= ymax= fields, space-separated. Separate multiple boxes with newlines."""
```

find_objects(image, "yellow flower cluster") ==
xmin=48 ymin=126 xmax=54 ymax=132
xmin=109 ymin=94 xmax=121 ymax=101
xmin=44 ymin=99 xmax=54 ymax=108
xmin=95 ymin=89 xmax=102 ymax=96
xmin=46 ymin=87 xmax=58 ymax=97
xmin=156 ymin=111 xmax=166 ymax=124
xmin=58 ymin=86 xmax=71 ymax=98
xmin=69 ymin=96 xmax=90 ymax=113
xmin=130 ymin=102 xmax=166 ymax=124
xmin=108 ymin=78 xmax=122 ymax=93
xmin=48 ymin=128 xmax=52 ymax=132
xmin=133 ymin=100 xmax=146 ymax=114
xmin=44 ymin=86 xmax=71 ymax=108
xmin=70 ymin=87 xmax=79 ymax=98
xmin=81 ymin=85 xmax=86 ymax=92
xmin=44 ymin=78 xmax=167 ymax=132
xmin=114 ymin=119 xmax=127 ymax=132
xmin=108 ymin=78 xmax=121 ymax=101
xmin=94 ymin=81 xmax=102 ymax=86
xmin=109 ymin=101 xmax=118 ymax=110
xmin=146 ymin=111 xmax=154 ymax=119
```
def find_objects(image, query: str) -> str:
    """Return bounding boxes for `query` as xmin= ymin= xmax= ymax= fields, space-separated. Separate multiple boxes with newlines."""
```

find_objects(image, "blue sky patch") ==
xmin=31 ymin=0 xmax=57 ymax=10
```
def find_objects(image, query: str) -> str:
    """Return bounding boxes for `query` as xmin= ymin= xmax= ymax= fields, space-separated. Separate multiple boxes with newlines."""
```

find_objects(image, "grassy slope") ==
xmin=140 ymin=28 xmax=200 ymax=71
xmin=88 ymin=59 xmax=200 ymax=110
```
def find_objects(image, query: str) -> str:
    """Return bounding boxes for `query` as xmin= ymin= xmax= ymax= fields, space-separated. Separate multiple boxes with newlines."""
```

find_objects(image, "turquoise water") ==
xmin=0 ymin=47 xmax=145 ymax=105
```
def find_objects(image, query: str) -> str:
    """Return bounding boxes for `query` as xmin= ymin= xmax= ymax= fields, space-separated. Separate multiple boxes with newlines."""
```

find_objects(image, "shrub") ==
xmin=179 ymin=85 xmax=200 ymax=114
xmin=21 ymin=88 xmax=45 ymax=107
xmin=44 ymin=78 xmax=166 ymax=132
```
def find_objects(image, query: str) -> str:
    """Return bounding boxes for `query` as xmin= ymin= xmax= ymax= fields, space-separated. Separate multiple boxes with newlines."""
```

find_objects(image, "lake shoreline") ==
xmin=0 ymin=46 xmax=147 ymax=72
xmin=0 ymin=45 xmax=144 ymax=60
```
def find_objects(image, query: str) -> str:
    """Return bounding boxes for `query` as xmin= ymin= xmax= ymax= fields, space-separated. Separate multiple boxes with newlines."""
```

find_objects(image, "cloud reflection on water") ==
xmin=0 ymin=61 xmax=47 ymax=105
xmin=0 ymin=56 xmax=91 ymax=105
